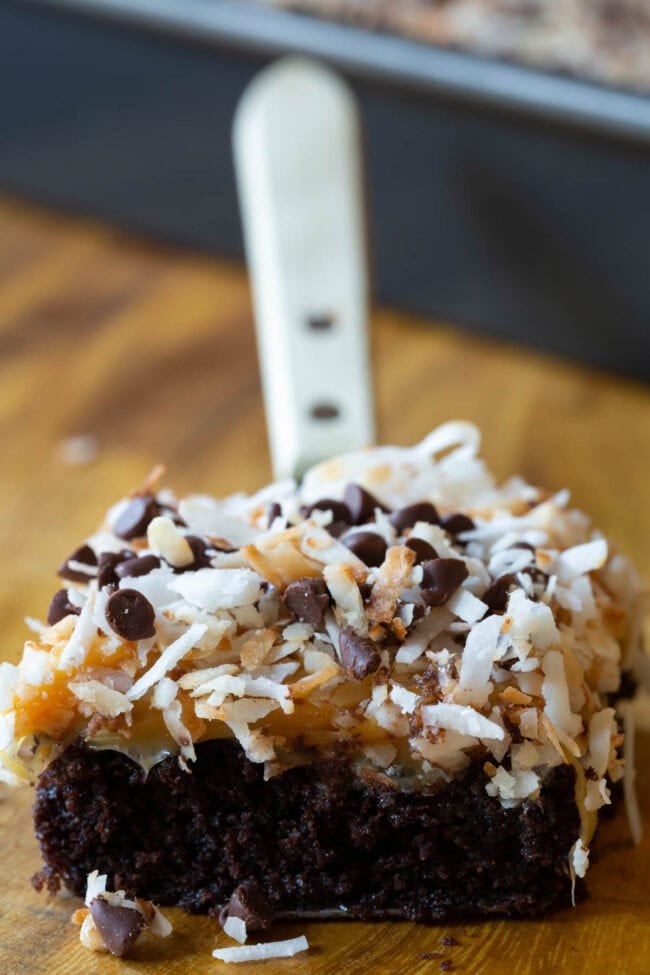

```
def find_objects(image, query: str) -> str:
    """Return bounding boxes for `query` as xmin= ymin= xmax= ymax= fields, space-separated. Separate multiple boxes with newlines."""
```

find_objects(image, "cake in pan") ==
xmin=0 ymin=422 xmax=643 ymax=928
xmin=263 ymin=0 xmax=650 ymax=94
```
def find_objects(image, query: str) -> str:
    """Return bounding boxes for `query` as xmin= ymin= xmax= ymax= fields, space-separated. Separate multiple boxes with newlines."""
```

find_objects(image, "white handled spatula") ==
xmin=233 ymin=57 xmax=374 ymax=481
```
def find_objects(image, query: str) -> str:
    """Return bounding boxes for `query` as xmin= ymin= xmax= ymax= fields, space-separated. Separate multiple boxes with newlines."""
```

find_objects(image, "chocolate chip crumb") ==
xmin=440 ymin=962 xmax=454 ymax=972
xmin=47 ymin=589 xmax=81 ymax=626
xmin=90 ymin=896 xmax=144 ymax=957
xmin=106 ymin=589 xmax=156 ymax=641
xmin=389 ymin=502 xmax=439 ymax=532
xmin=284 ymin=577 xmax=331 ymax=627
xmin=421 ymin=558 xmax=469 ymax=606
xmin=113 ymin=496 xmax=159 ymax=540
xmin=220 ymin=881 xmax=273 ymax=931
xmin=405 ymin=538 xmax=438 ymax=563
xmin=441 ymin=935 xmax=459 ymax=947
xmin=339 ymin=627 xmax=381 ymax=681
xmin=342 ymin=531 xmax=387 ymax=567
xmin=58 ymin=544 xmax=97 ymax=583
xmin=343 ymin=483 xmax=388 ymax=523
xmin=115 ymin=555 xmax=162 ymax=579
xmin=482 ymin=574 xmax=518 ymax=613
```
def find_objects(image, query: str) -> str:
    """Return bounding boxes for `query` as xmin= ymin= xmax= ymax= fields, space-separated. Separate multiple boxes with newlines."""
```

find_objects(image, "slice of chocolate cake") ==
xmin=0 ymin=422 xmax=644 ymax=927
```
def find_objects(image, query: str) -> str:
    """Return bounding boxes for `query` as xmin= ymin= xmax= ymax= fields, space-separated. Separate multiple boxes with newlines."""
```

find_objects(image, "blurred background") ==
xmin=0 ymin=0 xmax=649 ymax=655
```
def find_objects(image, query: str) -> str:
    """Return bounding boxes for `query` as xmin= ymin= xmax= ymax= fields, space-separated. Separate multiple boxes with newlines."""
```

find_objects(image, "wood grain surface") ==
xmin=0 ymin=197 xmax=648 ymax=975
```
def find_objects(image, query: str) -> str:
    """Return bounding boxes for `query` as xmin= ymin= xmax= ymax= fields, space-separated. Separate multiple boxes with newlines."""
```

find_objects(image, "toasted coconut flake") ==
xmin=85 ymin=870 xmax=108 ymax=907
xmin=212 ymin=935 xmax=309 ymax=963
xmin=363 ymin=742 xmax=397 ymax=768
xmin=324 ymin=564 xmax=367 ymax=632
xmin=584 ymin=777 xmax=611 ymax=812
xmin=620 ymin=702 xmax=643 ymax=845
xmin=556 ymin=539 xmax=608 ymax=583
xmin=71 ymin=681 xmax=133 ymax=718
xmin=178 ymin=497 xmax=258 ymax=547
xmin=79 ymin=913 xmax=108 ymax=953
xmin=448 ymin=588 xmax=488 ymax=624
xmin=59 ymin=591 xmax=97 ymax=671
xmin=241 ymin=540 xmax=313 ymax=590
xmin=178 ymin=665 xmax=238 ymax=691
xmin=290 ymin=659 xmax=341 ymax=699
xmin=518 ymin=708 xmax=539 ymax=739
xmin=389 ymin=684 xmax=419 ymax=714
xmin=224 ymin=916 xmax=248 ymax=944
xmin=147 ymin=516 xmax=194 ymax=567
xmin=0 ymin=662 xmax=18 ymax=711
xmin=421 ymin=702 xmax=505 ymax=740
xmin=127 ymin=624 xmax=207 ymax=701
xmin=456 ymin=614 xmax=502 ymax=706
xmin=203 ymin=675 xmax=247 ymax=706
xmin=170 ymin=570 xmax=263 ymax=612
xmin=161 ymin=697 xmax=196 ymax=768
xmin=570 ymin=841 xmax=590 ymax=879
xmin=499 ymin=686 xmax=533 ymax=706
xmin=395 ymin=608 xmax=454 ymax=664
xmin=507 ymin=589 xmax=560 ymax=657
xmin=367 ymin=546 xmax=416 ymax=624
xmin=283 ymin=622 xmax=312 ymax=642
xmin=485 ymin=766 xmax=540 ymax=804
xmin=588 ymin=708 xmax=615 ymax=778
xmin=412 ymin=730 xmax=476 ymax=771
xmin=542 ymin=651 xmax=582 ymax=738
xmin=240 ymin=629 xmax=276 ymax=670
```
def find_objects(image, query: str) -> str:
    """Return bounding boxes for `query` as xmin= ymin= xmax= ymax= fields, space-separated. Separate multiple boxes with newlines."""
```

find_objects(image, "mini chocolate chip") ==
xmin=522 ymin=564 xmax=548 ymax=585
xmin=266 ymin=502 xmax=282 ymax=528
xmin=221 ymin=881 xmax=273 ymax=932
xmin=441 ymin=513 xmax=475 ymax=536
xmin=58 ymin=544 xmax=97 ymax=583
xmin=342 ymin=531 xmax=387 ymax=567
xmin=389 ymin=502 xmax=439 ymax=532
xmin=97 ymin=551 xmax=133 ymax=589
xmin=339 ymin=626 xmax=381 ymax=681
xmin=90 ymin=896 xmax=145 ymax=957
xmin=303 ymin=498 xmax=351 ymax=526
xmin=185 ymin=535 xmax=213 ymax=569
xmin=106 ymin=588 xmax=156 ymax=640
xmin=115 ymin=555 xmax=161 ymax=579
xmin=284 ymin=577 xmax=331 ymax=627
xmin=113 ymin=495 xmax=160 ymax=540
xmin=405 ymin=538 xmax=439 ymax=563
xmin=47 ymin=589 xmax=81 ymax=626
xmin=482 ymin=573 xmax=518 ymax=613
xmin=421 ymin=558 xmax=469 ymax=607
xmin=512 ymin=541 xmax=535 ymax=552
xmin=343 ymin=484 xmax=388 ymax=524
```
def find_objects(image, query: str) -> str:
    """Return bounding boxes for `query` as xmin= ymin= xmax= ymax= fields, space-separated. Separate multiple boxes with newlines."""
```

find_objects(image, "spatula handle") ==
xmin=233 ymin=57 xmax=374 ymax=480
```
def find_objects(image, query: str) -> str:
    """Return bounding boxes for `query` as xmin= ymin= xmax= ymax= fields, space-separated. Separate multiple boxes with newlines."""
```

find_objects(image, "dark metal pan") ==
xmin=2 ymin=0 xmax=650 ymax=379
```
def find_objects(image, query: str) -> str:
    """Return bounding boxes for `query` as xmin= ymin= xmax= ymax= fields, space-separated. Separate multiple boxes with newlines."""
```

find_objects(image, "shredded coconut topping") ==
xmin=2 ymin=422 xmax=645 ymax=883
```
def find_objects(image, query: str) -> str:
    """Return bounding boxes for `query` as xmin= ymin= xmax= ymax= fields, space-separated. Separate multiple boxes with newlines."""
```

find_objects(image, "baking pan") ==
xmin=2 ymin=0 xmax=650 ymax=379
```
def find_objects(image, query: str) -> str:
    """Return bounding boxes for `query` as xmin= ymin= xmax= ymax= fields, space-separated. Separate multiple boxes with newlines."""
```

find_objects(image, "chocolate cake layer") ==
xmin=34 ymin=740 xmax=582 ymax=920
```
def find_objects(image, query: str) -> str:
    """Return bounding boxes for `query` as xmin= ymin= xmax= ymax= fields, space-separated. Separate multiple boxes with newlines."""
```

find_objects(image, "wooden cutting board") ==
xmin=0 ymin=198 xmax=649 ymax=975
